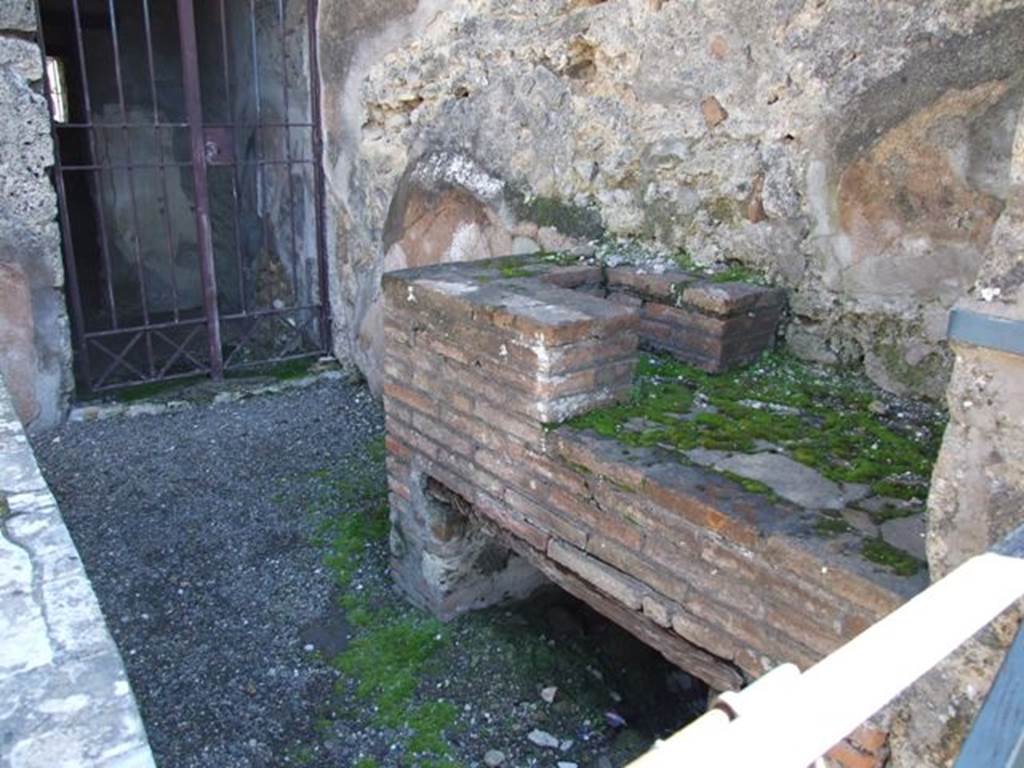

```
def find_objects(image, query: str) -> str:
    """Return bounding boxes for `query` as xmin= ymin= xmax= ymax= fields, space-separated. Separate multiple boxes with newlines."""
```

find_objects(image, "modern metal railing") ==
xmin=629 ymin=523 xmax=1024 ymax=768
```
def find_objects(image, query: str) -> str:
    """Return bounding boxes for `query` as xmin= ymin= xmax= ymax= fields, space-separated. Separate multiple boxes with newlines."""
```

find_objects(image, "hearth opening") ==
xmin=499 ymin=584 xmax=711 ymax=759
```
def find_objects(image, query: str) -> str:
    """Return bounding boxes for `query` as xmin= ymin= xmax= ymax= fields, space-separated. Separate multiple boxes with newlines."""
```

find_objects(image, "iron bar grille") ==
xmin=35 ymin=0 xmax=330 ymax=393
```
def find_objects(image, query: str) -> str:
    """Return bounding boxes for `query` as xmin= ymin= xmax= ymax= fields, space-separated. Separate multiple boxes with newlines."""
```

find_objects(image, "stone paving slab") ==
xmin=0 ymin=373 xmax=155 ymax=768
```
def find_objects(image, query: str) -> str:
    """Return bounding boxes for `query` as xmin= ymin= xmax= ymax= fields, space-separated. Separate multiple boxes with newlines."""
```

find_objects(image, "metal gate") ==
xmin=35 ymin=0 xmax=330 ymax=393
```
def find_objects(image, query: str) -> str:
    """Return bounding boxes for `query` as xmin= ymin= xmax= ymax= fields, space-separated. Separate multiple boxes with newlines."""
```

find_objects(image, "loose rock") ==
xmin=527 ymin=729 xmax=561 ymax=749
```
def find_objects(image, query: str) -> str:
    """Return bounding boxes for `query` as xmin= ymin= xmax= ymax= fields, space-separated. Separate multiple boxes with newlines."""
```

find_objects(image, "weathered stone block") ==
xmin=548 ymin=540 xmax=647 ymax=610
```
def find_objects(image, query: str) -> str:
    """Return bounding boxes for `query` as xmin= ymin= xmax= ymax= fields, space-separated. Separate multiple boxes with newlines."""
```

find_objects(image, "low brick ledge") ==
xmin=0 ymin=373 xmax=155 ymax=767
xmin=383 ymin=254 xmax=921 ymax=697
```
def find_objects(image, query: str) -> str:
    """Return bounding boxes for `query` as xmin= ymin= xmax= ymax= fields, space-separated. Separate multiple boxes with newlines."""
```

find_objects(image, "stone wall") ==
xmin=0 ymin=3 xmax=71 ymax=430
xmin=888 ymin=92 xmax=1024 ymax=768
xmin=317 ymin=0 xmax=1024 ymax=399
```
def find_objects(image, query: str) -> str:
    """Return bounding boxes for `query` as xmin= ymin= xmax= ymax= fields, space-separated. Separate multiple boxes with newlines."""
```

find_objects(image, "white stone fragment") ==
xmin=527 ymin=729 xmax=560 ymax=749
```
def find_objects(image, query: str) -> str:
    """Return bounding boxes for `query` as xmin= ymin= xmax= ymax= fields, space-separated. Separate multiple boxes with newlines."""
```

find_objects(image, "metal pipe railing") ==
xmin=629 ymin=524 xmax=1024 ymax=768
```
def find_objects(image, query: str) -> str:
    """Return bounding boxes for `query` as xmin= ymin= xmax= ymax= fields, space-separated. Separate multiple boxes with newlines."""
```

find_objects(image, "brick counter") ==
xmin=382 ymin=255 xmax=917 ymax=702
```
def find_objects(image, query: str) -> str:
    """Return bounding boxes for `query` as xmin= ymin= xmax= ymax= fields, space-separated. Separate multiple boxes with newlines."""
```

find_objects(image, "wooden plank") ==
xmin=954 ymin=621 xmax=1024 ymax=768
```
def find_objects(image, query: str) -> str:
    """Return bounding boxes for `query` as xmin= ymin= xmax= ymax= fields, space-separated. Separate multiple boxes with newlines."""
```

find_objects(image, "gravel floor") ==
xmin=33 ymin=379 xmax=384 ymax=767
xmin=33 ymin=379 xmax=701 ymax=768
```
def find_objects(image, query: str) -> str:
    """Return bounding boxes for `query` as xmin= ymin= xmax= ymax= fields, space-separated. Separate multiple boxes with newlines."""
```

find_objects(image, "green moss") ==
xmin=605 ymin=476 xmax=639 ymax=494
xmin=566 ymin=352 xmax=946 ymax=503
xmin=498 ymin=263 xmax=536 ymax=279
xmin=637 ymin=246 xmax=767 ymax=284
xmin=310 ymin=437 xmax=390 ymax=591
xmin=870 ymin=479 xmax=929 ymax=501
xmin=670 ymin=249 xmax=697 ymax=272
xmin=541 ymin=250 xmax=586 ymax=266
xmin=708 ymin=265 xmax=767 ymax=285
xmin=289 ymin=745 xmax=316 ymax=765
xmin=814 ymin=515 xmax=853 ymax=537
xmin=101 ymin=375 xmax=204 ymax=403
xmin=354 ymin=759 xmax=379 ymax=768
xmin=720 ymin=471 xmax=774 ymax=497
xmin=514 ymin=194 xmax=605 ymax=240
xmin=304 ymin=434 xmax=460 ymax=764
xmin=407 ymin=701 xmax=460 ymax=755
xmin=564 ymin=460 xmax=593 ymax=476
xmin=877 ymin=339 xmax=948 ymax=395
xmin=868 ymin=503 xmax=920 ymax=524
xmin=333 ymin=615 xmax=448 ymax=726
xmin=861 ymin=537 xmax=924 ymax=576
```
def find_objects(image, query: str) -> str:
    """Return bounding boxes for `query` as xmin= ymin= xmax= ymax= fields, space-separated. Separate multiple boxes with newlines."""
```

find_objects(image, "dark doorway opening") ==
xmin=36 ymin=0 xmax=330 ymax=394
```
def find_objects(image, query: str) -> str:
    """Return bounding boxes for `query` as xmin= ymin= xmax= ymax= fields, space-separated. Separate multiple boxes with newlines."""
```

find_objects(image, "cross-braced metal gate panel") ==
xmin=36 ymin=0 xmax=330 ymax=393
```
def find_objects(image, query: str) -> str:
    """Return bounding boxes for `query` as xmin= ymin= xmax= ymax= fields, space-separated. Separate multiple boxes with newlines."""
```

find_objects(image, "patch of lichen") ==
xmin=874 ymin=330 xmax=950 ymax=398
xmin=566 ymin=352 xmax=946 ymax=501
xmin=861 ymin=537 xmax=924 ymax=576
xmin=513 ymin=193 xmax=605 ymax=240
xmin=705 ymin=196 xmax=741 ymax=226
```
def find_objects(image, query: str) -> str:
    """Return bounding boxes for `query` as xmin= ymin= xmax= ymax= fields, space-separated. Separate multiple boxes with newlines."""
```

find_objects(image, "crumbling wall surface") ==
xmin=317 ymin=0 xmax=1024 ymax=398
xmin=889 ymin=99 xmax=1024 ymax=768
xmin=0 ymin=6 xmax=71 ymax=430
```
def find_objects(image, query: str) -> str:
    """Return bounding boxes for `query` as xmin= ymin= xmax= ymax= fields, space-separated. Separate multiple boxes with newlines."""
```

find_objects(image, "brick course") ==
xmin=383 ymin=255 xmax=911 ymax=739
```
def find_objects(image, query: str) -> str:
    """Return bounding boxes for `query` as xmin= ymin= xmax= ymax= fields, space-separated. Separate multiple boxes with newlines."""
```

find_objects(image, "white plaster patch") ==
xmin=38 ymin=694 xmax=90 ymax=714
xmin=412 ymin=151 xmax=505 ymax=201
xmin=445 ymin=221 xmax=491 ymax=263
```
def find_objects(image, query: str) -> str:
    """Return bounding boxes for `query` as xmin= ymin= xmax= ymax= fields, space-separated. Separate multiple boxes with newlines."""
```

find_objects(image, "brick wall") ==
xmin=382 ymin=256 xmax=910 ymax=762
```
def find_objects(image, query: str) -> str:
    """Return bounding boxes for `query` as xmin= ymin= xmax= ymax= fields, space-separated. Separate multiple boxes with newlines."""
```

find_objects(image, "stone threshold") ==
xmin=0 ymin=372 xmax=155 ymax=767
xmin=68 ymin=364 xmax=349 ymax=423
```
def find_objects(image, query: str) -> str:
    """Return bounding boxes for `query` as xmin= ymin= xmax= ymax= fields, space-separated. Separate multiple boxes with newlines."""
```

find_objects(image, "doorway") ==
xmin=36 ymin=0 xmax=330 ymax=394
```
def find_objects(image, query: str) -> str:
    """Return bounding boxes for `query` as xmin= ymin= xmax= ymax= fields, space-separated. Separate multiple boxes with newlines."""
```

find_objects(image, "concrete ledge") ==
xmin=0 ymin=373 xmax=155 ymax=767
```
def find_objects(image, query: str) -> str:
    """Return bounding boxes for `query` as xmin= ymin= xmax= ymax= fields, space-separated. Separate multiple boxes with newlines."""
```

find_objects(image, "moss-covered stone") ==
xmin=720 ymin=470 xmax=775 ymax=497
xmin=513 ymin=192 xmax=605 ymax=240
xmin=861 ymin=537 xmax=924 ymax=576
xmin=814 ymin=514 xmax=854 ymax=537
xmin=877 ymin=339 xmax=950 ymax=397
xmin=498 ymin=262 xmax=536 ymax=279
xmin=566 ymin=352 xmax=947 ymax=502
xmin=705 ymin=196 xmax=741 ymax=226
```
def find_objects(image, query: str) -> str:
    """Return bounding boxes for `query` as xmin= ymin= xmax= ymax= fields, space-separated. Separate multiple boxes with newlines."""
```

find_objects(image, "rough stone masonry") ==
xmin=0 ymin=3 xmax=72 ymax=431
xmin=317 ymin=0 xmax=1024 ymax=403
